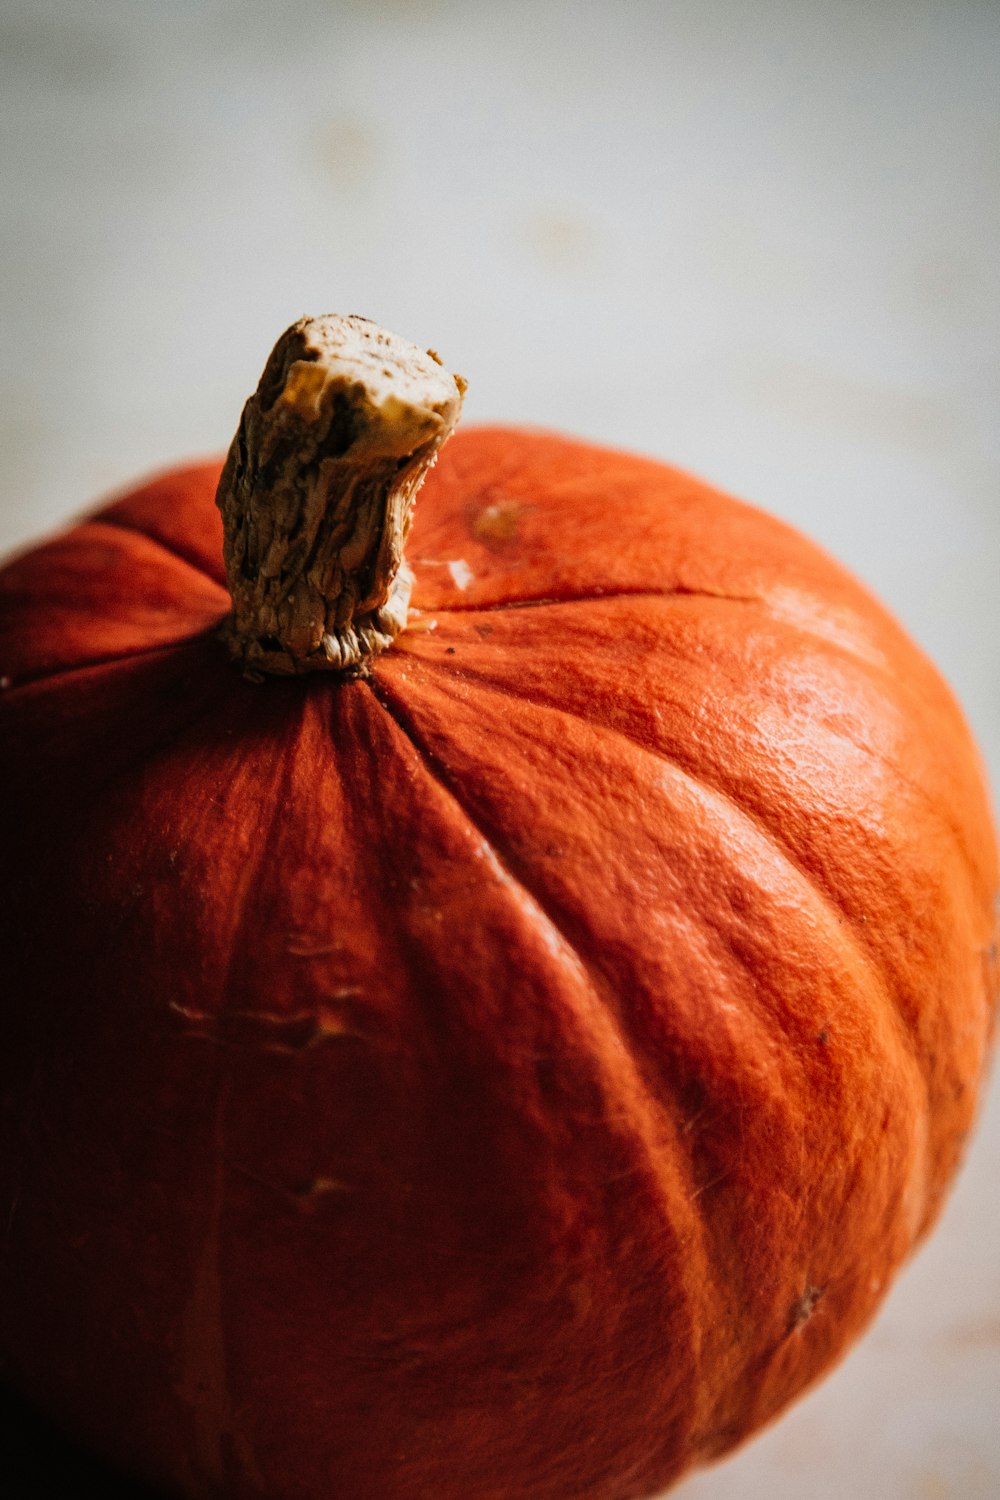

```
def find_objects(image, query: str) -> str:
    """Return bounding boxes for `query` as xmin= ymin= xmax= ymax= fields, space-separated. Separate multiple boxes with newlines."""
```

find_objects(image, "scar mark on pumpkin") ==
xmin=285 ymin=940 xmax=338 ymax=957
xmin=146 ymin=1119 xmax=350 ymax=1207
xmin=787 ymin=1283 xmax=826 ymax=1333
xmin=688 ymin=1169 xmax=730 ymax=1202
xmin=168 ymin=1000 xmax=367 ymax=1051
xmin=289 ymin=1176 xmax=353 ymax=1205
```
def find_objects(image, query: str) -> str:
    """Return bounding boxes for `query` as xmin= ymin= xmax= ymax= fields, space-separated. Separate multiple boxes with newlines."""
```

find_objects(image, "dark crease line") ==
xmin=393 ymin=662 xmax=841 ymax=1070
xmin=414 ymin=593 xmax=982 ymax=900
xmin=417 ymin=585 xmax=910 ymax=688
xmin=379 ymin=659 xmax=939 ymax=1301
xmin=425 ymin=586 xmax=760 ymax=615
xmin=368 ymin=676 xmax=602 ymax=981
xmin=2 ymin=655 xmax=228 ymax=863
xmin=367 ymin=673 xmax=746 ymax=1418
xmin=366 ymin=674 xmax=711 ymax=1182
xmin=216 ymin=699 xmax=306 ymax=1017
xmin=93 ymin=514 xmax=228 ymax=591
xmin=388 ymin=657 xmax=931 ymax=1136
xmin=2 ymin=631 xmax=219 ymax=699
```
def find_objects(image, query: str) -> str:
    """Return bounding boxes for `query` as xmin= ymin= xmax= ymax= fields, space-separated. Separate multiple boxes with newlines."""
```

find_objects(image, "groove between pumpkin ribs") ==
xmin=1 ymin=634 xmax=219 ymax=697
xmin=406 ymin=651 xmax=932 ymax=1108
xmin=427 ymin=586 xmax=759 ymax=615
xmin=441 ymin=580 xmax=989 ymax=984
xmin=364 ymin=676 xmax=724 ymax=1445
xmin=376 ymin=657 xmax=936 ymax=1270
xmin=429 ymin=587 xmax=918 ymax=702
xmin=95 ymin=512 xmax=228 ymax=590
xmin=371 ymin=660 xmax=944 ymax=1437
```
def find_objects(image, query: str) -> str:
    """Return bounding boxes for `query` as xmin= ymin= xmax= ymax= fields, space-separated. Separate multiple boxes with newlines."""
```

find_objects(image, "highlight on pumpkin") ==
xmin=215 ymin=314 xmax=466 ymax=677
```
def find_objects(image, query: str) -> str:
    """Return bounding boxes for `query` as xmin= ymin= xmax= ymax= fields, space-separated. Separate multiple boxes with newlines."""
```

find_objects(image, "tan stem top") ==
xmin=216 ymin=314 xmax=465 ymax=676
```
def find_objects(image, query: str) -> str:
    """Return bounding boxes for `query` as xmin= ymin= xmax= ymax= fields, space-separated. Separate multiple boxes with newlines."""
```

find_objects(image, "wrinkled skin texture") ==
xmin=0 ymin=430 xmax=997 ymax=1500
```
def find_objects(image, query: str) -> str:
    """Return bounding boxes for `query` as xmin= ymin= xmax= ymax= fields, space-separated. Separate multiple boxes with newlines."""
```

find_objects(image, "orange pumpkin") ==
xmin=1 ymin=316 xmax=996 ymax=1500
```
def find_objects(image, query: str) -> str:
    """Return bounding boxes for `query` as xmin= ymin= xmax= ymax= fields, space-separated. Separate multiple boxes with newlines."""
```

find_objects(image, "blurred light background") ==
xmin=1 ymin=2 xmax=998 ymax=1496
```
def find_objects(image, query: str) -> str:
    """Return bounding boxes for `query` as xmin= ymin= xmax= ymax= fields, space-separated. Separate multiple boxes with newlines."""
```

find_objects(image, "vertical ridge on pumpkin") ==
xmin=392 ymin=586 xmax=993 ymax=1236
xmin=2 ymin=384 xmax=996 ymax=1500
xmin=371 ymin=647 xmax=939 ymax=1447
xmin=334 ymin=678 xmax=723 ymax=1494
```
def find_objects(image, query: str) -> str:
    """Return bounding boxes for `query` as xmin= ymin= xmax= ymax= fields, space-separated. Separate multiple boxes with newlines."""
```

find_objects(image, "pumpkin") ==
xmin=0 ymin=315 xmax=996 ymax=1500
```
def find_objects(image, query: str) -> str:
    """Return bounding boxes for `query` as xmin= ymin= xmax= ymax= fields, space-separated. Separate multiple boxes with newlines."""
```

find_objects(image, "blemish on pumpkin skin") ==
xmin=689 ymin=1169 xmax=729 ymax=1202
xmin=290 ymin=1176 xmax=353 ymax=1209
xmin=285 ymin=937 xmax=339 ymax=957
xmin=787 ymin=1283 xmax=826 ymax=1334
xmin=472 ymin=498 xmax=527 ymax=549
xmin=447 ymin=559 xmax=474 ymax=591
xmin=167 ymin=999 xmax=367 ymax=1051
xmin=405 ymin=612 xmax=437 ymax=634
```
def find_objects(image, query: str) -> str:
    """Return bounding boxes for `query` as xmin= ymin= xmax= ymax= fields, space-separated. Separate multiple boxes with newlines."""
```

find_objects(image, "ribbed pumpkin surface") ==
xmin=1 ymin=429 xmax=996 ymax=1500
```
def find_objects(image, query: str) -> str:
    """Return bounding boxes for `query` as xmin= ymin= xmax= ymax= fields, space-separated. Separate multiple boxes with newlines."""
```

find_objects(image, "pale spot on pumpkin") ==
xmin=447 ymin=559 xmax=473 ymax=591
xmin=293 ymin=1176 xmax=352 ymax=1204
xmin=472 ymin=499 xmax=526 ymax=548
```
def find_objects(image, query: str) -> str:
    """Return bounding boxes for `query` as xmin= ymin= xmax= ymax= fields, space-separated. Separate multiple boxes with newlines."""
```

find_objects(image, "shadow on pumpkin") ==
xmin=0 ymin=1385 xmax=164 ymax=1499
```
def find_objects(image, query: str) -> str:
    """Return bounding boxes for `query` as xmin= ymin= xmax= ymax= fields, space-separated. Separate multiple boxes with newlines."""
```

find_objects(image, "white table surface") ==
xmin=2 ymin=2 xmax=998 ymax=1496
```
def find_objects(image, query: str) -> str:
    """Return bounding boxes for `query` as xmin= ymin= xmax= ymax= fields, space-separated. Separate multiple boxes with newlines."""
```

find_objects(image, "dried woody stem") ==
xmin=216 ymin=315 xmax=465 ymax=675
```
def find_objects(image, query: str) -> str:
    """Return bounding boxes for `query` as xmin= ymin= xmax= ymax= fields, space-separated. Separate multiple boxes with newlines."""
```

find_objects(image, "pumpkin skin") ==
xmin=0 ymin=428 xmax=997 ymax=1500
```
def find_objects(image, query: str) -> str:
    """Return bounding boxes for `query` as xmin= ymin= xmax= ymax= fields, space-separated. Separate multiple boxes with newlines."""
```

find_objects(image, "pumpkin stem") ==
xmin=215 ymin=315 xmax=465 ymax=675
